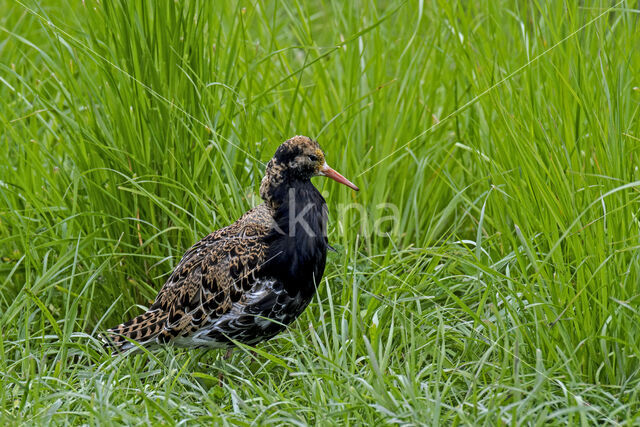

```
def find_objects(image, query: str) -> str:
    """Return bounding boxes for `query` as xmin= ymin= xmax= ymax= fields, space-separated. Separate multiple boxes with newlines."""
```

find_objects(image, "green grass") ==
xmin=1 ymin=0 xmax=640 ymax=424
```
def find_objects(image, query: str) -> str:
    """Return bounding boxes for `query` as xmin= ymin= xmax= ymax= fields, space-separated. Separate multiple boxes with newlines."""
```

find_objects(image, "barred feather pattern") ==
xmin=104 ymin=204 xmax=283 ymax=351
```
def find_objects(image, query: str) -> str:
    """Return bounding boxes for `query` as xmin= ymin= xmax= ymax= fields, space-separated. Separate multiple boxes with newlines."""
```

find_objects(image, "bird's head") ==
xmin=266 ymin=135 xmax=359 ymax=191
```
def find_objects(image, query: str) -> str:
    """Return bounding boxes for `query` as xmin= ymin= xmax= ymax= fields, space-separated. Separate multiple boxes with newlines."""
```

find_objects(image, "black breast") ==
xmin=263 ymin=181 xmax=328 ymax=298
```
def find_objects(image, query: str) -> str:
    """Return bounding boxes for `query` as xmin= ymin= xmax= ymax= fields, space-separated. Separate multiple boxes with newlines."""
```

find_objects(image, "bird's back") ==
xmin=105 ymin=204 xmax=277 ymax=351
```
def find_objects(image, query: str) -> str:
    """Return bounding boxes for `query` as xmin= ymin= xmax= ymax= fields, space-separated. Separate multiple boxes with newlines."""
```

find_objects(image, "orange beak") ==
xmin=319 ymin=163 xmax=359 ymax=191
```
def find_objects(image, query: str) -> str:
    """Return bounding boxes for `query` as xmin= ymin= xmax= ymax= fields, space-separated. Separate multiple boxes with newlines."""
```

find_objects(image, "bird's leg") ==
xmin=218 ymin=347 xmax=234 ymax=387
xmin=224 ymin=348 xmax=234 ymax=360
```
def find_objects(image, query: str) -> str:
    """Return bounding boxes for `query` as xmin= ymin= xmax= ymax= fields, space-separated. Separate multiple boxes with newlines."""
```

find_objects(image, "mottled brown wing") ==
xmin=150 ymin=233 xmax=270 ymax=342
xmin=105 ymin=204 xmax=275 ymax=350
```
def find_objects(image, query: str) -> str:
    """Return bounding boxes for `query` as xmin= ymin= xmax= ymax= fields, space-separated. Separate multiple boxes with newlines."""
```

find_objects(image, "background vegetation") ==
xmin=1 ymin=0 xmax=639 ymax=424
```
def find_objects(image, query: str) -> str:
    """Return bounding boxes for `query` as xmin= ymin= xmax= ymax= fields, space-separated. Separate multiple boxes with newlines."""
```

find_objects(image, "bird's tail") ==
xmin=102 ymin=310 xmax=168 ymax=353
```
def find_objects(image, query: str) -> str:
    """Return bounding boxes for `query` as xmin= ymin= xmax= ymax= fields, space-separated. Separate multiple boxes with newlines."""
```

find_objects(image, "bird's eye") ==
xmin=308 ymin=154 xmax=318 ymax=162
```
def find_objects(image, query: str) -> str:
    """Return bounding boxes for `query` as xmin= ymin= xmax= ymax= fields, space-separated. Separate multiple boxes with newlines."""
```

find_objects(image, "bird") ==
xmin=104 ymin=135 xmax=359 ymax=353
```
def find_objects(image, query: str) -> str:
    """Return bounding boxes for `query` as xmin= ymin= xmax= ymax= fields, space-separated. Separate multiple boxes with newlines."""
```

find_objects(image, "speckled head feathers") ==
xmin=260 ymin=136 xmax=324 ymax=206
xmin=260 ymin=135 xmax=358 ymax=208
xmin=271 ymin=135 xmax=326 ymax=179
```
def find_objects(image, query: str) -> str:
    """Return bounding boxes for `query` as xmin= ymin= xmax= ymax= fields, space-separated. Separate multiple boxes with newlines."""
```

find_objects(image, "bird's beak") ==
xmin=318 ymin=163 xmax=359 ymax=191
